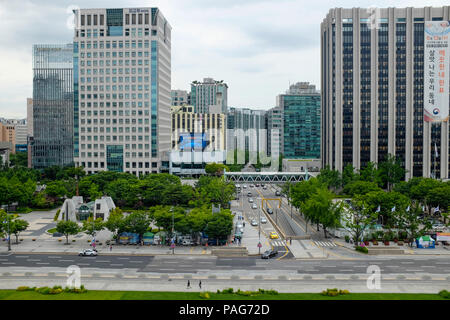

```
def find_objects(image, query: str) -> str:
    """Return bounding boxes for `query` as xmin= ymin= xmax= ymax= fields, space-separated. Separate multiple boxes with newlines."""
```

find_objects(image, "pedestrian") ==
xmin=199 ymin=280 xmax=202 ymax=289
xmin=187 ymin=280 xmax=191 ymax=289
xmin=110 ymin=244 xmax=112 ymax=251
xmin=243 ymin=222 xmax=245 ymax=227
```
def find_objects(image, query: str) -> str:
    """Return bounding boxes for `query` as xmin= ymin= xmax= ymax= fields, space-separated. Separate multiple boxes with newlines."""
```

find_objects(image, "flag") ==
xmin=434 ymin=206 xmax=440 ymax=213
xmin=375 ymin=205 xmax=381 ymax=213
xmin=391 ymin=206 xmax=396 ymax=212
xmin=406 ymin=206 xmax=410 ymax=212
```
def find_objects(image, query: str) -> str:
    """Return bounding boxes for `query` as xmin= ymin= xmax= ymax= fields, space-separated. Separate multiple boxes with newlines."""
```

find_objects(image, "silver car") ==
xmin=252 ymin=203 xmax=257 ymax=209
xmin=251 ymin=219 xmax=258 ymax=226
xmin=260 ymin=217 xmax=267 ymax=224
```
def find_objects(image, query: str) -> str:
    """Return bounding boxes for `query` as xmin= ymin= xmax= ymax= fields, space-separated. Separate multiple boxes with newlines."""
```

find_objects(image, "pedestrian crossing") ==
xmin=314 ymin=240 xmax=337 ymax=247
xmin=271 ymin=240 xmax=288 ymax=247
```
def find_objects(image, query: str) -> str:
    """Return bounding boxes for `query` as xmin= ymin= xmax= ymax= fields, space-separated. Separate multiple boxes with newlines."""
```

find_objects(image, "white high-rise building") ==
xmin=73 ymin=7 xmax=172 ymax=175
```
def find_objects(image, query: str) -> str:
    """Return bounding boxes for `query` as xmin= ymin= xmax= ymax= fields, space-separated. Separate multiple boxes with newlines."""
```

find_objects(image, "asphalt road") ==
xmin=1 ymin=253 xmax=449 ymax=275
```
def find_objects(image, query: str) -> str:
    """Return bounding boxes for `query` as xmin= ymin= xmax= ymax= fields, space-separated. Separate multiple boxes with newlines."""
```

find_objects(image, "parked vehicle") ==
xmin=79 ymin=249 xmax=98 ymax=256
xmin=181 ymin=239 xmax=193 ymax=245
xmin=261 ymin=249 xmax=278 ymax=259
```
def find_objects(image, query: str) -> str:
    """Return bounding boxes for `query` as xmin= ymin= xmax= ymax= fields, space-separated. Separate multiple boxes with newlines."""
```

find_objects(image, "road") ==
xmin=1 ymin=253 xmax=450 ymax=274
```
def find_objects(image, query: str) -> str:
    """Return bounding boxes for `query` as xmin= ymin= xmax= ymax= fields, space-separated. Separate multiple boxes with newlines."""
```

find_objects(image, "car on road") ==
xmin=236 ymin=222 xmax=243 ymax=229
xmin=263 ymin=186 xmax=267 ymax=190
xmin=243 ymin=185 xmax=247 ymax=189
xmin=248 ymin=198 xmax=254 ymax=203
xmin=79 ymin=249 xmax=98 ymax=256
xmin=270 ymin=232 xmax=279 ymax=239
xmin=251 ymin=219 xmax=258 ymax=226
xmin=260 ymin=217 xmax=267 ymax=224
xmin=255 ymin=184 xmax=260 ymax=187
xmin=275 ymin=191 xmax=281 ymax=196
xmin=252 ymin=203 xmax=257 ymax=209
xmin=261 ymin=249 xmax=278 ymax=259
xmin=266 ymin=208 xmax=273 ymax=214
xmin=247 ymin=192 xmax=252 ymax=197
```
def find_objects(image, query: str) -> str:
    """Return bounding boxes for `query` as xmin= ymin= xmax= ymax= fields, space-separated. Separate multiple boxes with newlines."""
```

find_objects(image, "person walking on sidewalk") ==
xmin=199 ymin=280 xmax=202 ymax=289
xmin=187 ymin=280 xmax=191 ymax=289
xmin=110 ymin=244 xmax=112 ymax=251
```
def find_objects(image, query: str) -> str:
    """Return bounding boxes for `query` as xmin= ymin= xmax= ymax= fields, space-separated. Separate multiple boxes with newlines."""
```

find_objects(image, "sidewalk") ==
xmin=334 ymin=238 xmax=450 ymax=255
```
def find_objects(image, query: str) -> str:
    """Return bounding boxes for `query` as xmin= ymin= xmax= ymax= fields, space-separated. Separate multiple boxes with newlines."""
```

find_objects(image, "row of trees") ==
xmin=0 ymin=210 xmax=29 ymax=244
xmin=0 ymin=164 xmax=236 ymax=212
xmin=56 ymin=206 xmax=235 ymax=245
xmin=284 ymin=171 xmax=449 ymax=245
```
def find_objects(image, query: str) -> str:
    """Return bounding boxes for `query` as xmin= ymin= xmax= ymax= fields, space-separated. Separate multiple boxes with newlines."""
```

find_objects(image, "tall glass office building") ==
xmin=191 ymin=78 xmax=228 ymax=114
xmin=321 ymin=7 xmax=450 ymax=179
xmin=277 ymin=82 xmax=321 ymax=159
xmin=72 ymin=8 xmax=171 ymax=175
xmin=32 ymin=44 xmax=74 ymax=169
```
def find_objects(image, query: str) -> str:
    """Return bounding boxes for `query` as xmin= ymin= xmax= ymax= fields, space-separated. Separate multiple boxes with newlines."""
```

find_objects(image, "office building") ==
xmin=226 ymin=107 xmax=267 ymax=165
xmin=32 ymin=44 xmax=74 ymax=169
xmin=321 ymin=7 xmax=450 ymax=179
xmin=0 ymin=123 xmax=15 ymax=153
xmin=171 ymin=89 xmax=191 ymax=106
xmin=266 ymin=106 xmax=283 ymax=158
xmin=170 ymin=105 xmax=226 ymax=176
xmin=277 ymin=82 xmax=321 ymax=160
xmin=27 ymin=98 xmax=33 ymax=137
xmin=72 ymin=7 xmax=172 ymax=175
xmin=191 ymin=78 xmax=228 ymax=114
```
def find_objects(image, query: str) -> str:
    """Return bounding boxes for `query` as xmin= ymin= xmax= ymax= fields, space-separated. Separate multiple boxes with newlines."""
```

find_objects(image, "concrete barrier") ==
xmin=368 ymin=247 xmax=405 ymax=255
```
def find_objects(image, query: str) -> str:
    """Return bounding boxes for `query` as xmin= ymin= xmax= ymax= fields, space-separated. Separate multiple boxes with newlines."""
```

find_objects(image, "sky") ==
xmin=0 ymin=0 xmax=449 ymax=118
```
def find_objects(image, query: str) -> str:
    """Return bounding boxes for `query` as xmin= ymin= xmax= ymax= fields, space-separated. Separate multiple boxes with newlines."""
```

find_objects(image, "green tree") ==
xmin=425 ymin=185 xmax=450 ymax=213
xmin=105 ymin=179 xmax=140 ymax=208
xmin=378 ymin=154 xmax=406 ymax=191
xmin=396 ymin=204 xmax=432 ymax=246
xmin=341 ymin=164 xmax=358 ymax=188
xmin=290 ymin=177 xmax=323 ymax=210
xmin=317 ymin=165 xmax=341 ymax=192
xmin=301 ymin=188 xmax=343 ymax=237
xmin=122 ymin=211 xmax=152 ymax=242
xmin=10 ymin=218 xmax=29 ymax=244
xmin=9 ymin=152 xmax=28 ymax=167
xmin=205 ymin=210 xmax=233 ymax=245
xmin=151 ymin=206 xmax=186 ymax=239
xmin=82 ymin=217 xmax=104 ymax=237
xmin=196 ymin=176 xmax=235 ymax=208
xmin=89 ymin=184 xmax=102 ymax=201
xmin=359 ymin=162 xmax=382 ymax=186
xmin=104 ymin=208 xmax=125 ymax=242
xmin=342 ymin=199 xmax=378 ymax=245
xmin=343 ymin=180 xmax=382 ymax=197
xmin=205 ymin=163 xmax=229 ymax=176
xmin=45 ymin=181 xmax=68 ymax=199
xmin=56 ymin=220 xmax=80 ymax=244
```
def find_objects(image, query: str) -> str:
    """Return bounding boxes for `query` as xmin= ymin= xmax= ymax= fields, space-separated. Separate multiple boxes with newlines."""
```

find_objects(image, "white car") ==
xmin=260 ymin=217 xmax=267 ymax=224
xmin=248 ymin=198 xmax=254 ymax=203
xmin=251 ymin=219 xmax=258 ymax=226
xmin=252 ymin=204 xmax=257 ymax=209
xmin=79 ymin=249 xmax=98 ymax=256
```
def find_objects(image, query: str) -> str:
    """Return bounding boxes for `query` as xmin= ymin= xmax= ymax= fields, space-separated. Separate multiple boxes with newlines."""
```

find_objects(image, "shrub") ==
xmin=344 ymin=235 xmax=350 ymax=243
xmin=199 ymin=292 xmax=211 ymax=299
xmin=438 ymin=290 xmax=450 ymax=299
xmin=321 ymin=288 xmax=350 ymax=296
xmin=54 ymin=209 xmax=61 ymax=221
xmin=355 ymin=246 xmax=368 ymax=254
xmin=16 ymin=286 xmax=30 ymax=291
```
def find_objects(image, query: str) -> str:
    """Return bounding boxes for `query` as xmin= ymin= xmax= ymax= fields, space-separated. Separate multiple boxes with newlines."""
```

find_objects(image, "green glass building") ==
xmin=277 ymin=82 xmax=321 ymax=159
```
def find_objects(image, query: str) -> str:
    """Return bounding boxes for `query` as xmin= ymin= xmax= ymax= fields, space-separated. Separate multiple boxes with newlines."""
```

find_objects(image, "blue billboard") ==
xmin=178 ymin=133 xmax=209 ymax=151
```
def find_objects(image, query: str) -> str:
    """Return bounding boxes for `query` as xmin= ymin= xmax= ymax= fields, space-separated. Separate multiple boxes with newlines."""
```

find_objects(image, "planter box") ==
xmin=384 ymin=241 xmax=390 ymax=246
xmin=364 ymin=241 xmax=370 ymax=246
xmin=397 ymin=241 xmax=404 ymax=246
xmin=372 ymin=241 xmax=378 ymax=246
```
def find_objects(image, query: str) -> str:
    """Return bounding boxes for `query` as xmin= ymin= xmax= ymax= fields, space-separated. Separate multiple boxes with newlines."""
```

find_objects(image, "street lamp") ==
xmin=170 ymin=207 xmax=175 ymax=254
xmin=3 ymin=213 xmax=11 ymax=252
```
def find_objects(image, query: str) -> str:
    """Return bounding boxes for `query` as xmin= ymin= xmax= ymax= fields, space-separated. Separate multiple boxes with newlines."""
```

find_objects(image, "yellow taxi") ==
xmin=269 ymin=232 xmax=279 ymax=239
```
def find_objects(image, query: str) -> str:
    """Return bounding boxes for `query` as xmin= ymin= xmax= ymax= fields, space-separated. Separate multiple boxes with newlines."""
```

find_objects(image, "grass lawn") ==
xmin=0 ymin=290 xmax=447 ymax=300
xmin=47 ymin=228 xmax=57 ymax=234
